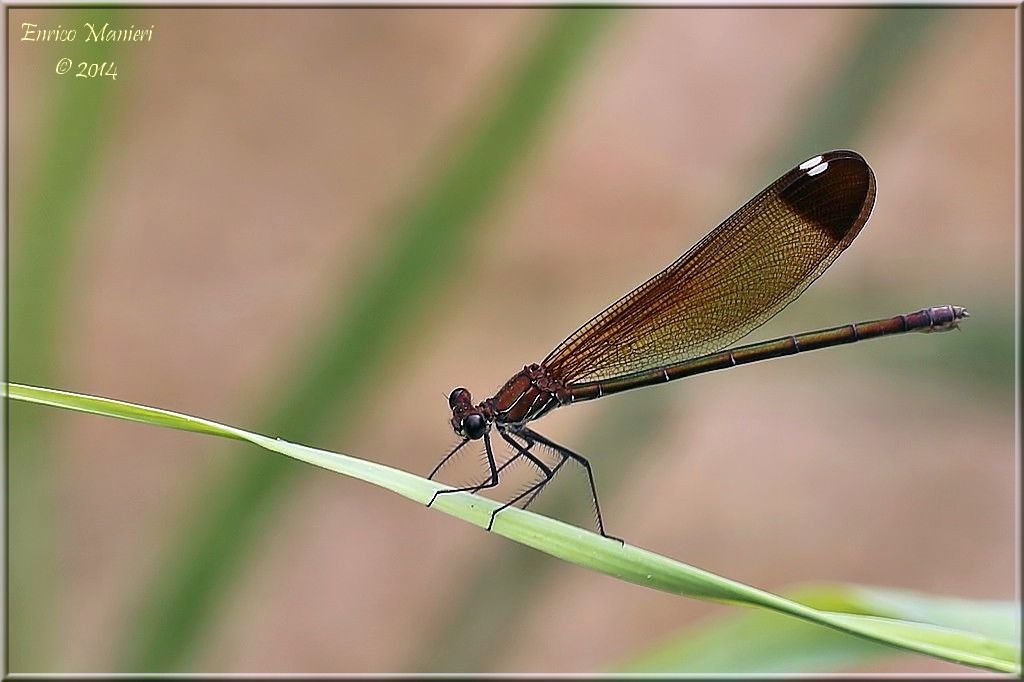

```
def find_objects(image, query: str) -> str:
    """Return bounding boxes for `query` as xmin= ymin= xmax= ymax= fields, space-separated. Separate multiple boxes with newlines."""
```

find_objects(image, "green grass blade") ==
xmin=112 ymin=10 xmax=617 ymax=671
xmin=767 ymin=7 xmax=944 ymax=169
xmin=617 ymin=583 xmax=1018 ymax=673
xmin=9 ymin=9 xmax=123 ymax=381
xmin=4 ymin=382 xmax=1020 ymax=675
xmin=8 ymin=8 xmax=126 ymax=670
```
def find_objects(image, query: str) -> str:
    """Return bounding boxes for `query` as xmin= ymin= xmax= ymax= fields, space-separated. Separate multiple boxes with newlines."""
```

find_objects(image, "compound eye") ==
xmin=448 ymin=387 xmax=470 ymax=409
xmin=462 ymin=413 xmax=487 ymax=440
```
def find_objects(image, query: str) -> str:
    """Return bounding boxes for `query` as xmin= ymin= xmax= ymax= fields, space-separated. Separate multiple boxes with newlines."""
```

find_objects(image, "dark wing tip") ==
xmin=778 ymin=150 xmax=877 ymax=244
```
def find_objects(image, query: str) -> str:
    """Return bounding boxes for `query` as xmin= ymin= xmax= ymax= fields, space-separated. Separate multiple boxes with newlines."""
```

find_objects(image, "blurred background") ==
xmin=6 ymin=7 xmax=1016 ymax=674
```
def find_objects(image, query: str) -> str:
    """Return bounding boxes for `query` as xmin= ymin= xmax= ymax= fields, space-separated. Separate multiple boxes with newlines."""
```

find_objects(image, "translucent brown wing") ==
xmin=542 ymin=150 xmax=876 ymax=386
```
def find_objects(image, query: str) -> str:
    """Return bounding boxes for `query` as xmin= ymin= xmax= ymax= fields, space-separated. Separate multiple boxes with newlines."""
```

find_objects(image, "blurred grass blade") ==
xmin=806 ymin=583 xmax=1018 ymax=642
xmin=113 ymin=10 xmax=616 ymax=671
xmin=616 ymin=583 xmax=1018 ymax=673
xmin=9 ymin=9 xmax=123 ymax=379
xmin=5 ymin=381 xmax=1020 ymax=675
xmin=8 ymin=8 xmax=126 ymax=670
xmin=415 ymin=7 xmax=950 ymax=672
xmin=770 ymin=7 xmax=944 ymax=167
xmin=618 ymin=604 xmax=893 ymax=673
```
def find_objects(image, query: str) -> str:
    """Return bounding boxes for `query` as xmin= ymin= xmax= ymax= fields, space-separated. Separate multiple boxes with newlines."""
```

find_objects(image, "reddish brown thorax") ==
xmin=449 ymin=364 xmax=570 ymax=440
xmin=489 ymin=363 xmax=565 ymax=424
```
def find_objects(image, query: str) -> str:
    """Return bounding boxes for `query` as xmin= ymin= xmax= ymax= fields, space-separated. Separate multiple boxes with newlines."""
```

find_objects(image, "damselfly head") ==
xmin=448 ymin=387 xmax=488 ymax=440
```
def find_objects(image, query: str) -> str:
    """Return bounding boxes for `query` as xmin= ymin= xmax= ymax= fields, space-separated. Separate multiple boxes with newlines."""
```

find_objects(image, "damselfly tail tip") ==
xmin=949 ymin=305 xmax=969 ymax=331
xmin=952 ymin=305 xmax=970 ymax=332
xmin=939 ymin=305 xmax=969 ymax=332
xmin=916 ymin=305 xmax=969 ymax=333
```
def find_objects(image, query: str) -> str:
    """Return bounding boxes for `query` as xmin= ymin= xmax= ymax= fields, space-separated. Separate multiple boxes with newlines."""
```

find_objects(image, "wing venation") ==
xmin=542 ymin=150 xmax=876 ymax=386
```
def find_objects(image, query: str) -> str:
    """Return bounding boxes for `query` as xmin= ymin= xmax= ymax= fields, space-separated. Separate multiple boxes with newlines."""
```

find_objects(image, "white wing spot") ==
xmin=808 ymin=161 xmax=829 ymax=177
xmin=799 ymin=155 xmax=824 ymax=170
